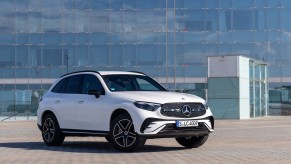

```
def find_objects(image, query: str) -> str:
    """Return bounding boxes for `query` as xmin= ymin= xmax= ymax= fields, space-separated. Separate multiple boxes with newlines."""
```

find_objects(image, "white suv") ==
xmin=37 ymin=71 xmax=214 ymax=152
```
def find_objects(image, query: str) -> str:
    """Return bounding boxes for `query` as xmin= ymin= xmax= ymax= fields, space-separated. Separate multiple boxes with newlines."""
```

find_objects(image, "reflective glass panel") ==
xmin=206 ymin=0 xmax=218 ymax=9
xmin=28 ymin=46 xmax=42 ymax=66
xmin=43 ymin=0 xmax=62 ymax=10
xmin=76 ymin=11 xmax=90 ymax=32
xmin=16 ymin=0 xmax=28 ymax=11
xmin=75 ymin=45 xmax=88 ymax=66
xmin=124 ymin=11 xmax=136 ymax=33
xmin=206 ymin=10 xmax=219 ymax=32
xmin=0 ymin=12 xmax=15 ymax=33
xmin=0 ymin=0 xmax=14 ymax=10
xmin=281 ymin=10 xmax=291 ymax=30
xmin=219 ymin=0 xmax=232 ymax=8
xmin=136 ymin=0 xmax=156 ymax=9
xmin=254 ymin=0 xmax=266 ymax=7
xmin=90 ymin=0 xmax=109 ymax=10
xmin=63 ymin=12 xmax=76 ymax=33
xmin=63 ymin=33 xmax=75 ymax=44
xmin=111 ymin=0 xmax=122 ymax=9
xmin=63 ymin=45 xmax=75 ymax=67
xmin=0 ymin=34 xmax=14 ymax=45
xmin=89 ymin=45 xmax=109 ymax=66
xmin=15 ymin=68 xmax=28 ymax=78
xmin=232 ymin=0 xmax=253 ymax=8
xmin=267 ymin=0 xmax=280 ymax=7
xmin=42 ymin=33 xmax=62 ymax=45
xmin=123 ymin=0 xmax=136 ymax=9
xmin=124 ymin=45 xmax=136 ymax=66
xmin=111 ymin=45 xmax=123 ymax=66
xmin=63 ymin=0 xmax=75 ymax=10
xmin=136 ymin=45 xmax=157 ymax=66
xmin=16 ymin=34 xmax=28 ymax=44
xmin=232 ymin=31 xmax=253 ymax=42
xmin=29 ymin=0 xmax=42 ymax=11
xmin=110 ymin=11 xmax=123 ymax=33
xmin=29 ymin=12 xmax=42 ymax=33
xmin=0 ymin=46 xmax=15 ymax=66
xmin=282 ymin=0 xmax=291 ymax=8
xmin=184 ymin=0 xmax=205 ymax=9
xmin=90 ymin=11 xmax=109 ymax=32
xmin=16 ymin=46 xmax=28 ymax=66
xmin=76 ymin=0 xmax=89 ymax=10
xmin=42 ymin=12 xmax=62 ymax=32
xmin=266 ymin=10 xmax=280 ymax=30
xmin=29 ymin=34 xmax=42 ymax=44
xmin=16 ymin=12 xmax=29 ymax=33
xmin=89 ymin=33 xmax=109 ymax=44
xmin=42 ymin=46 xmax=63 ymax=66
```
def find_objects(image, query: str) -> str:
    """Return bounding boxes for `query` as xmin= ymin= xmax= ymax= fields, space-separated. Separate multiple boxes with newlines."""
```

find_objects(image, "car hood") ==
xmin=111 ymin=91 xmax=205 ymax=104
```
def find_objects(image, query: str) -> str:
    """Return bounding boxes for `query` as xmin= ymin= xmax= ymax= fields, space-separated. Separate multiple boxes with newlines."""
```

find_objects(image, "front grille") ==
xmin=160 ymin=103 xmax=206 ymax=118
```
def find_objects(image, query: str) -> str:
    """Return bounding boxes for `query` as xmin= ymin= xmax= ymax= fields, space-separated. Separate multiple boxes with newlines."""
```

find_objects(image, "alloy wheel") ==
xmin=42 ymin=118 xmax=55 ymax=143
xmin=112 ymin=118 xmax=136 ymax=148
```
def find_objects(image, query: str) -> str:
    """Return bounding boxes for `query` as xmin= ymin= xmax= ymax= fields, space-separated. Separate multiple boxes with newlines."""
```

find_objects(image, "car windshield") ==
xmin=102 ymin=74 xmax=167 ymax=92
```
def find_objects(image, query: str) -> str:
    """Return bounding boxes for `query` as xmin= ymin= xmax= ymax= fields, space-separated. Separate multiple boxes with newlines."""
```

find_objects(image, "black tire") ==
xmin=42 ymin=113 xmax=65 ymax=146
xmin=176 ymin=134 xmax=209 ymax=148
xmin=109 ymin=113 xmax=146 ymax=152
xmin=104 ymin=135 xmax=111 ymax=143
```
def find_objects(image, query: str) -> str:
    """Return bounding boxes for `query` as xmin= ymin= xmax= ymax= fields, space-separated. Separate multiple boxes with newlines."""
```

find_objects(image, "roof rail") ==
xmin=128 ymin=71 xmax=146 ymax=75
xmin=61 ymin=70 xmax=100 ymax=77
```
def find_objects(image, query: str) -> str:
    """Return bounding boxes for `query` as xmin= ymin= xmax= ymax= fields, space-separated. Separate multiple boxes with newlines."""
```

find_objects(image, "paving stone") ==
xmin=0 ymin=117 xmax=291 ymax=163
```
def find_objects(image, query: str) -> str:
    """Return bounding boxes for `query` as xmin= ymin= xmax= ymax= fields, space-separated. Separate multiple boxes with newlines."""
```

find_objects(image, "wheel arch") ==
xmin=109 ymin=108 xmax=136 ymax=131
xmin=110 ymin=108 xmax=131 ymax=124
xmin=41 ymin=110 xmax=57 ymax=125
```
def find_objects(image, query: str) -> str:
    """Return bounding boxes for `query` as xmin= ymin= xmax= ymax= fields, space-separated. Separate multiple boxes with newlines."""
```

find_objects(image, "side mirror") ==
xmin=88 ymin=89 xmax=104 ymax=98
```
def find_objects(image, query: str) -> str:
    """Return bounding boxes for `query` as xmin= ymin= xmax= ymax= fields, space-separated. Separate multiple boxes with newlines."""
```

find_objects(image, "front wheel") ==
xmin=104 ymin=135 xmax=111 ymax=143
xmin=176 ymin=134 xmax=209 ymax=148
xmin=109 ymin=113 xmax=146 ymax=152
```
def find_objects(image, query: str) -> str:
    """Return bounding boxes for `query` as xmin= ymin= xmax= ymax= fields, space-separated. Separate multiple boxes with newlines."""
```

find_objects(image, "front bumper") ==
xmin=139 ymin=116 xmax=214 ymax=138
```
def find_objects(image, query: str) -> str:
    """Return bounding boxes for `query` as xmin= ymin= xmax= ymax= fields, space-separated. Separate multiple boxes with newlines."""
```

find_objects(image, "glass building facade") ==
xmin=1 ymin=0 xmax=291 ymax=119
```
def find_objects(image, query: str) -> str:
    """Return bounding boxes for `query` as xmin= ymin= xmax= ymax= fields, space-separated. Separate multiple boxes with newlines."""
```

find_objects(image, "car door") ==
xmin=50 ymin=75 xmax=83 ymax=130
xmin=75 ymin=74 xmax=105 ymax=131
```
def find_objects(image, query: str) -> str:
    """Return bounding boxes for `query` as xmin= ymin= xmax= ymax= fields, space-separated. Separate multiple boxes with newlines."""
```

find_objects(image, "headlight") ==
xmin=134 ymin=101 xmax=161 ymax=111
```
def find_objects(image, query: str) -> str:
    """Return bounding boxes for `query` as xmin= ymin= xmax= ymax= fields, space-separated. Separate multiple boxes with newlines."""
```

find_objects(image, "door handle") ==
xmin=78 ymin=101 xmax=84 ymax=104
xmin=54 ymin=100 xmax=60 ymax=104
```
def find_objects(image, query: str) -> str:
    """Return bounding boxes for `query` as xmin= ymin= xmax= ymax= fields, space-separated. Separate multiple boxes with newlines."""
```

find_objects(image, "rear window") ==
xmin=51 ymin=75 xmax=83 ymax=94
xmin=51 ymin=78 xmax=67 ymax=93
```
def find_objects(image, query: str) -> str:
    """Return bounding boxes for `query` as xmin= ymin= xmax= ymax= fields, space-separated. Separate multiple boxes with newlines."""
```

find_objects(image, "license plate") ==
xmin=176 ymin=120 xmax=199 ymax=128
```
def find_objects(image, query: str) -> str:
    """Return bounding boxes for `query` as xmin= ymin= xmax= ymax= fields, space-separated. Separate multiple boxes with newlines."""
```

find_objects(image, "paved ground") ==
xmin=1 ymin=117 xmax=291 ymax=164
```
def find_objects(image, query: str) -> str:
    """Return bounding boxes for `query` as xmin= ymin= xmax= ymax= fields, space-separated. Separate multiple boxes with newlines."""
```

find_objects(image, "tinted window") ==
xmin=102 ymin=75 xmax=166 ymax=92
xmin=82 ymin=75 xmax=104 ymax=94
xmin=51 ymin=78 xmax=67 ymax=93
xmin=65 ymin=75 xmax=83 ymax=94
xmin=136 ymin=78 xmax=160 ymax=91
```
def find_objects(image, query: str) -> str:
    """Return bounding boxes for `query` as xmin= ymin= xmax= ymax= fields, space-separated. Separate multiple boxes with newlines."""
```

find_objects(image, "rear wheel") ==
xmin=42 ymin=113 xmax=65 ymax=146
xmin=176 ymin=134 xmax=209 ymax=148
xmin=109 ymin=113 xmax=146 ymax=152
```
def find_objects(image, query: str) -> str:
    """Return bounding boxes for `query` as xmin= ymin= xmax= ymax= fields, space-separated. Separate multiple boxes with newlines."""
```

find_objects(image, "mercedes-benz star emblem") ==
xmin=181 ymin=105 xmax=191 ymax=117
